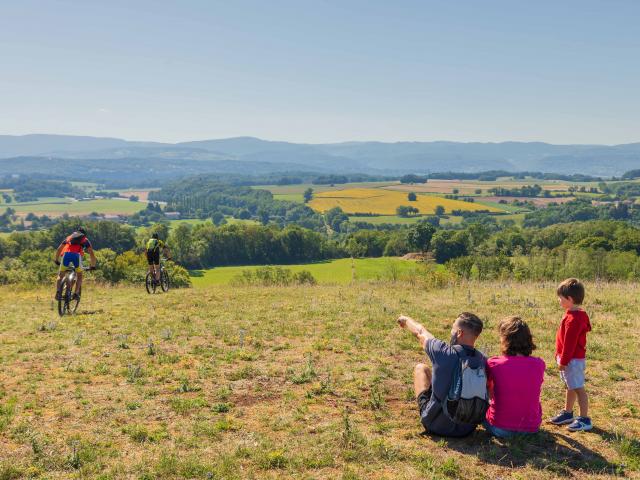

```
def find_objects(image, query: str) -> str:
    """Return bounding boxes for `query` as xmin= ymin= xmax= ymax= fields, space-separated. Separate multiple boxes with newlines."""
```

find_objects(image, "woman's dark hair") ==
xmin=499 ymin=316 xmax=536 ymax=356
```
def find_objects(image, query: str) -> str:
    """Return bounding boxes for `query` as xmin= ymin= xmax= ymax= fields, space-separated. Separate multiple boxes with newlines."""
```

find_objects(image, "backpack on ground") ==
xmin=69 ymin=232 xmax=86 ymax=245
xmin=443 ymin=345 xmax=489 ymax=425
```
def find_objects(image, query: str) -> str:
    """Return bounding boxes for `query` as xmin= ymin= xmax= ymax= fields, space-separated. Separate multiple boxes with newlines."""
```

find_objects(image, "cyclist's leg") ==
xmin=57 ymin=253 xmax=73 ymax=298
xmin=146 ymin=251 xmax=156 ymax=280
xmin=55 ymin=269 xmax=65 ymax=299
xmin=153 ymin=251 xmax=161 ymax=281
xmin=74 ymin=256 xmax=84 ymax=296
xmin=56 ymin=269 xmax=64 ymax=293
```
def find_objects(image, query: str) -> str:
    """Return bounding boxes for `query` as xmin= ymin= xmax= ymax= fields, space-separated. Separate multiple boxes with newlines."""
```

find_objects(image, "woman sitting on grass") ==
xmin=484 ymin=316 xmax=545 ymax=438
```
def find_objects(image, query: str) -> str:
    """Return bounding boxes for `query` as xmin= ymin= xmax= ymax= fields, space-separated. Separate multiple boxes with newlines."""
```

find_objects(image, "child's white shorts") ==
xmin=558 ymin=357 xmax=586 ymax=390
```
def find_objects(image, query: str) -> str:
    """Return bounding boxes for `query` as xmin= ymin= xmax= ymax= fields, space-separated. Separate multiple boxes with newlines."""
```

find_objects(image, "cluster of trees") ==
xmin=523 ymin=198 xmax=640 ymax=228
xmin=396 ymin=205 xmax=419 ymax=217
xmin=488 ymin=184 xmax=544 ymax=197
xmin=621 ymin=170 xmax=640 ymax=180
xmin=400 ymin=174 xmax=428 ymax=184
xmin=599 ymin=182 xmax=640 ymax=200
xmin=166 ymin=223 xmax=342 ymax=268
xmin=150 ymin=178 xmax=325 ymax=231
xmin=129 ymin=202 xmax=167 ymax=226
xmin=0 ymin=177 xmax=85 ymax=202
xmin=5 ymin=210 xmax=640 ymax=286
xmin=425 ymin=171 xmax=601 ymax=182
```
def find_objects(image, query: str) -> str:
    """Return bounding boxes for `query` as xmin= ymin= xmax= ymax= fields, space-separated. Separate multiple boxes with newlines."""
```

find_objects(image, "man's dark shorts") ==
xmin=146 ymin=250 xmax=160 ymax=265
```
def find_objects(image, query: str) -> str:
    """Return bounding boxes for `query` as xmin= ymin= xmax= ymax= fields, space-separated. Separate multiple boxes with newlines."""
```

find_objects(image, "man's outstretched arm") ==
xmin=397 ymin=314 xmax=435 ymax=350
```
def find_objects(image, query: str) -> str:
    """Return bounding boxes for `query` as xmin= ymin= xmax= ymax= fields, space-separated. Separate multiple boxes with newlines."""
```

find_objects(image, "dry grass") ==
xmin=309 ymin=188 xmax=503 ymax=215
xmin=0 ymin=280 xmax=639 ymax=479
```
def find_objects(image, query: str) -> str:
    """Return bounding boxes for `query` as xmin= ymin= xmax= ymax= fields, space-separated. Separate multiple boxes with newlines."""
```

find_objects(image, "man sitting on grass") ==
xmin=397 ymin=312 xmax=487 ymax=437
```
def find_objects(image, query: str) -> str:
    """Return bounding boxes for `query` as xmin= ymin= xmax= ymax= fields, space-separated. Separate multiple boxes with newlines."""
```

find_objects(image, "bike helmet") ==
xmin=152 ymin=232 xmax=159 ymax=239
xmin=77 ymin=226 xmax=87 ymax=235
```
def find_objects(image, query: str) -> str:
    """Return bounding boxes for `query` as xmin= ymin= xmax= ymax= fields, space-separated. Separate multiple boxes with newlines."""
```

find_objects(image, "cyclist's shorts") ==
xmin=61 ymin=252 xmax=83 ymax=272
xmin=146 ymin=250 xmax=160 ymax=265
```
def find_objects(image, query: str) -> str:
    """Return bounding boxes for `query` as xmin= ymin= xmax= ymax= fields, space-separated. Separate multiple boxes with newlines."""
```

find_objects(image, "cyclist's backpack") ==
xmin=443 ymin=345 xmax=489 ymax=425
xmin=146 ymin=238 xmax=159 ymax=253
xmin=69 ymin=232 xmax=86 ymax=245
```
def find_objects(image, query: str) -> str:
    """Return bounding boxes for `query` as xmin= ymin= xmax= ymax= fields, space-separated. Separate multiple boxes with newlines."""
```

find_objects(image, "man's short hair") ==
xmin=454 ymin=312 xmax=483 ymax=337
xmin=557 ymin=278 xmax=585 ymax=305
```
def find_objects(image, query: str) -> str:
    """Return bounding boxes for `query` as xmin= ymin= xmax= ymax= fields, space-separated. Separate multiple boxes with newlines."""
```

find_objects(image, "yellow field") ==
xmin=308 ymin=188 xmax=503 ymax=215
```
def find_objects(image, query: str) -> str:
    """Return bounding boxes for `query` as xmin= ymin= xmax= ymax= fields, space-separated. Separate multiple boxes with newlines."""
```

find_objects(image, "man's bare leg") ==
xmin=75 ymin=271 xmax=83 ymax=296
xmin=414 ymin=363 xmax=432 ymax=397
xmin=56 ymin=271 xmax=64 ymax=293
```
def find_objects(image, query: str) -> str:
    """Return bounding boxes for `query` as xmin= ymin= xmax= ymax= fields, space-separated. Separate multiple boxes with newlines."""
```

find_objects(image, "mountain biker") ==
xmin=54 ymin=227 xmax=97 ymax=301
xmin=146 ymin=232 xmax=171 ymax=283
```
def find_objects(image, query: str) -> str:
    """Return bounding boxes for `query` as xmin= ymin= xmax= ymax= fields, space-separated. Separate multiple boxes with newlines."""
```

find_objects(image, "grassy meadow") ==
xmin=0 ymin=279 xmax=638 ymax=479
xmin=189 ymin=258 xmax=425 ymax=287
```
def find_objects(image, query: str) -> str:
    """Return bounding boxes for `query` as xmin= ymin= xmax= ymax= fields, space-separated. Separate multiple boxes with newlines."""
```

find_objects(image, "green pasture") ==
xmin=189 ymin=257 xmax=424 ymax=287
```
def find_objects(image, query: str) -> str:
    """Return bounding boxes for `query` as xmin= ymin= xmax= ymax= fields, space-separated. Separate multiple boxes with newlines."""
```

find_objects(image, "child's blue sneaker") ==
xmin=567 ymin=416 xmax=592 ymax=432
xmin=549 ymin=410 xmax=574 ymax=425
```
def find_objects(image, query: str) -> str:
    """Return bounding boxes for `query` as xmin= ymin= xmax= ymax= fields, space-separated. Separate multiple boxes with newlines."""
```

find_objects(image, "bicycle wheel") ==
xmin=67 ymin=277 xmax=80 ymax=315
xmin=160 ymin=268 xmax=170 ymax=292
xmin=67 ymin=287 xmax=80 ymax=315
xmin=57 ymin=279 xmax=68 ymax=316
xmin=59 ymin=279 xmax=73 ymax=316
xmin=145 ymin=272 xmax=156 ymax=294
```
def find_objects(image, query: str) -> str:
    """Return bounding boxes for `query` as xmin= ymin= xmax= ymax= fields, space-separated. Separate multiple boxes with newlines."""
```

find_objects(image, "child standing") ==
xmin=549 ymin=278 xmax=592 ymax=431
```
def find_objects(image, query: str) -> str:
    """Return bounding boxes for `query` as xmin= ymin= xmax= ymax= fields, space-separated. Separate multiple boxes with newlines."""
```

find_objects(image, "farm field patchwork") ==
xmin=0 ymin=281 xmax=638 ymax=479
xmin=308 ymin=188 xmax=504 ymax=215
xmin=189 ymin=257 xmax=424 ymax=287
xmin=383 ymin=179 xmax=589 ymax=195
xmin=254 ymin=182 xmax=398 ymax=196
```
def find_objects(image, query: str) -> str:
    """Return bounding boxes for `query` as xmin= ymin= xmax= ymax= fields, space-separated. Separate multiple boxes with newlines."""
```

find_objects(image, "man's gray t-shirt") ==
xmin=421 ymin=338 xmax=485 ymax=437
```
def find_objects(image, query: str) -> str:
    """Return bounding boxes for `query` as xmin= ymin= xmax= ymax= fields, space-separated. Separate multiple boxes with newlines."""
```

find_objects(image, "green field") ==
xmin=475 ymin=199 xmax=531 ymax=213
xmin=273 ymin=193 xmax=306 ymax=202
xmin=2 ymin=198 xmax=147 ymax=217
xmin=190 ymin=258 xmax=425 ymax=287
xmin=0 ymin=281 xmax=637 ymax=479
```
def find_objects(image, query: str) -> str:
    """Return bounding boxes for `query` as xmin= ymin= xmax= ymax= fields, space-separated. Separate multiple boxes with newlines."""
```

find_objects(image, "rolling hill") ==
xmin=1 ymin=134 xmax=639 ymax=176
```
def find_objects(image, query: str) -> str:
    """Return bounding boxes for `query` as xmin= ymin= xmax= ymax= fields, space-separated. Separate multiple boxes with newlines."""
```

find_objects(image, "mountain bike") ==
xmin=57 ymin=265 xmax=94 ymax=316
xmin=146 ymin=258 xmax=170 ymax=294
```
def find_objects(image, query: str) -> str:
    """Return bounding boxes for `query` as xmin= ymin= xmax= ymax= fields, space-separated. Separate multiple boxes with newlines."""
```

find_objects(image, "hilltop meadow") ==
xmin=0 ymin=279 xmax=638 ymax=479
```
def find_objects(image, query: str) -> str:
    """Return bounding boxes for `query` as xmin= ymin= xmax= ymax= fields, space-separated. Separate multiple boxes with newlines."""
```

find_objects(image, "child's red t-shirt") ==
xmin=555 ymin=309 xmax=591 ymax=366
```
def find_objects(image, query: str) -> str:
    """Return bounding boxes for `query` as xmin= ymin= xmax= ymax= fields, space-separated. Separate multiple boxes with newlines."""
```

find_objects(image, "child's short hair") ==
xmin=557 ymin=278 xmax=585 ymax=304
xmin=498 ymin=316 xmax=536 ymax=356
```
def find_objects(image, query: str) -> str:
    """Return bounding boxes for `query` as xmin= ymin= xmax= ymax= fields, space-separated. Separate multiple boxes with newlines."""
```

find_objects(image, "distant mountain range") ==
xmin=1 ymin=134 xmax=640 ymax=177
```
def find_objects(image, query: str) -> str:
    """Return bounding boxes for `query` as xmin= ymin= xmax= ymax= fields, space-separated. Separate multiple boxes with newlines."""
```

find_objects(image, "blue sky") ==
xmin=1 ymin=0 xmax=639 ymax=144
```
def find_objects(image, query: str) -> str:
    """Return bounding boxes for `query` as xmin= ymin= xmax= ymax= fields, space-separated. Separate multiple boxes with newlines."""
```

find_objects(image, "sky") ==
xmin=1 ymin=0 xmax=639 ymax=144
